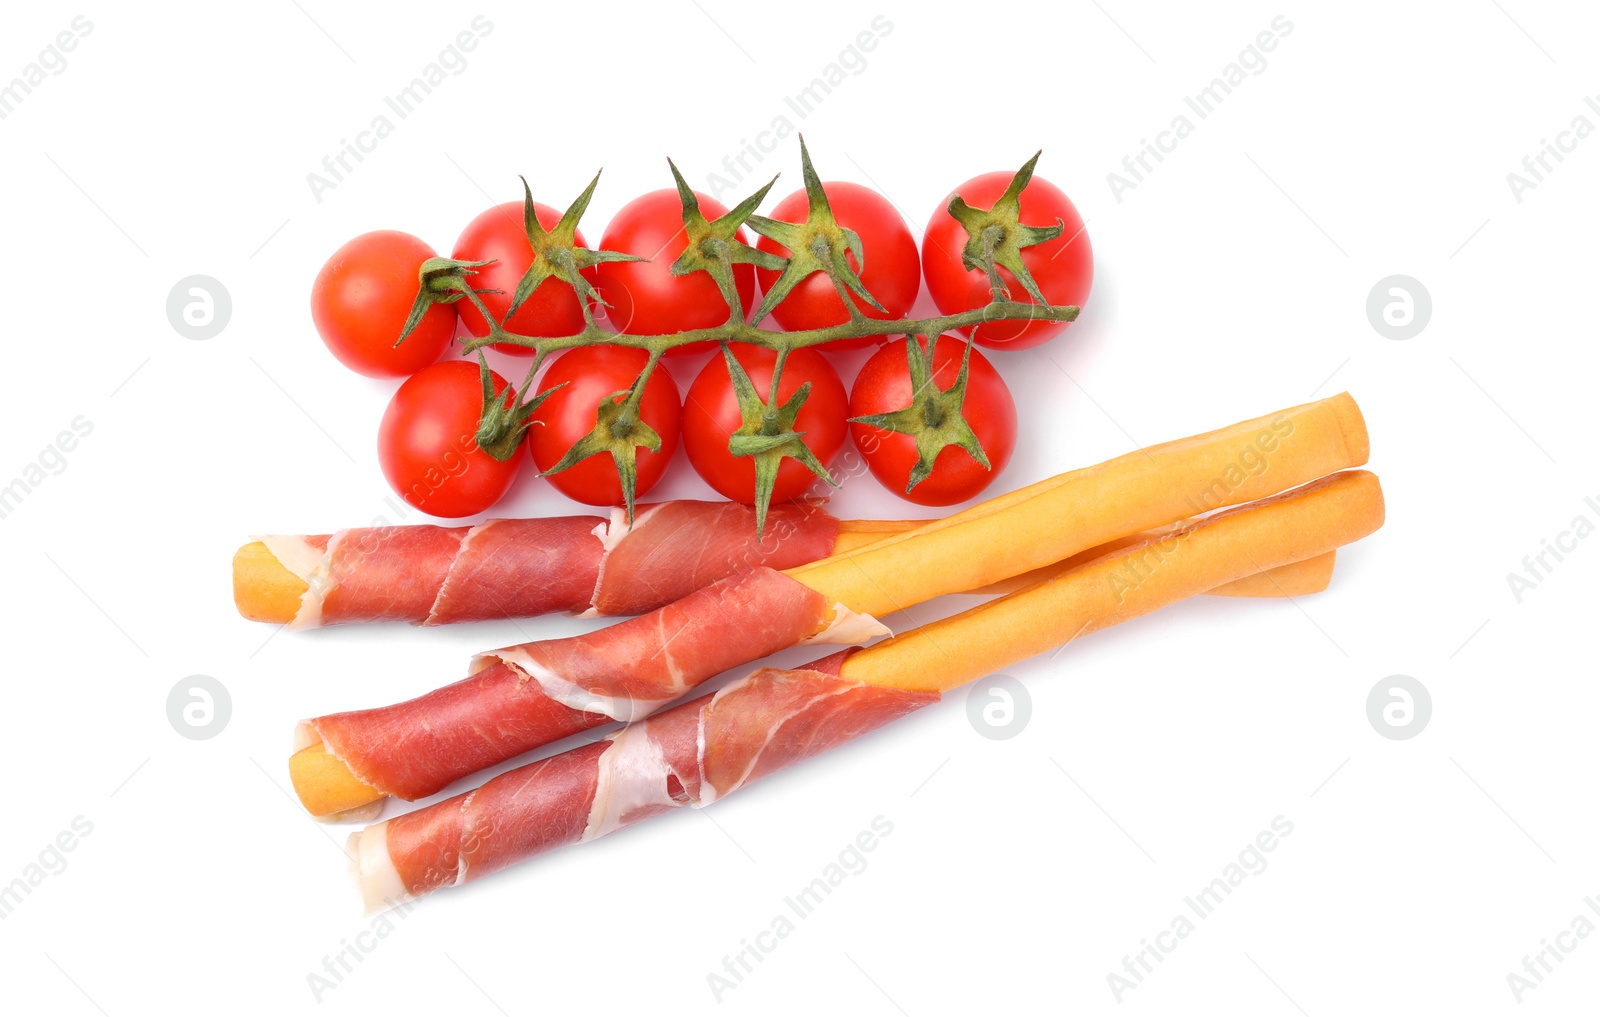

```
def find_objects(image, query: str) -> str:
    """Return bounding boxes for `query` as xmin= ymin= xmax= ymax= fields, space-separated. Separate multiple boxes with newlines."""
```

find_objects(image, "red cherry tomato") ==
xmin=594 ymin=189 xmax=756 ymax=358
xmin=848 ymin=335 xmax=1016 ymax=505
xmin=682 ymin=346 xmax=848 ymax=505
xmin=528 ymin=346 xmax=682 ymax=505
xmin=311 ymin=230 xmax=456 ymax=378
xmin=754 ymin=181 xmax=920 ymax=351
xmin=378 ymin=360 xmax=522 ymax=518
xmin=922 ymin=171 xmax=1091 ymax=351
xmin=453 ymin=201 xmax=594 ymax=356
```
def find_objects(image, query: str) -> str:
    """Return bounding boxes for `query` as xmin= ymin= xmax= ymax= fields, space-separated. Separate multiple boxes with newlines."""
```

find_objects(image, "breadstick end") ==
xmin=233 ymin=541 xmax=305 ymax=624
xmin=290 ymin=742 xmax=385 ymax=820
xmin=1210 ymin=551 xmax=1336 ymax=597
xmin=1326 ymin=392 xmax=1370 ymax=467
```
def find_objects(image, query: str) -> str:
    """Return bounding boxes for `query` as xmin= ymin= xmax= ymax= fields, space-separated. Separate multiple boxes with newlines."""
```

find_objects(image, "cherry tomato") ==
xmin=453 ymin=201 xmax=594 ymax=356
xmin=754 ymin=181 xmax=920 ymax=351
xmin=922 ymin=171 xmax=1092 ymax=351
xmin=311 ymin=231 xmax=456 ymax=378
xmin=849 ymin=335 xmax=1016 ymax=505
xmin=378 ymin=360 xmax=522 ymax=518
xmin=682 ymin=346 xmax=848 ymax=505
xmin=528 ymin=346 xmax=682 ymax=505
xmin=593 ymin=189 xmax=756 ymax=357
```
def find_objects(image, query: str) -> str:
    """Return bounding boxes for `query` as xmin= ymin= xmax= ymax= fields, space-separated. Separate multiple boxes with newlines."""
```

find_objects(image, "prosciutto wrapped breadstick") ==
xmin=237 ymin=499 xmax=1309 ymax=632
xmin=348 ymin=469 xmax=1385 ymax=909
xmin=234 ymin=501 xmax=907 ymax=629
xmin=292 ymin=393 xmax=1371 ymax=820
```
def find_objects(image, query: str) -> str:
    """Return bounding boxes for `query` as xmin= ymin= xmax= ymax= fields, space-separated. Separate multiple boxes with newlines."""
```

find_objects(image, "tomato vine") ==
xmin=398 ymin=138 xmax=1079 ymax=532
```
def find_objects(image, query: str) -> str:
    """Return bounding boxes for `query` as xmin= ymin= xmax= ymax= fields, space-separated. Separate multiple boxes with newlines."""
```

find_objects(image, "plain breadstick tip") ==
xmin=290 ymin=743 xmax=384 ymax=820
xmin=232 ymin=541 xmax=304 ymax=624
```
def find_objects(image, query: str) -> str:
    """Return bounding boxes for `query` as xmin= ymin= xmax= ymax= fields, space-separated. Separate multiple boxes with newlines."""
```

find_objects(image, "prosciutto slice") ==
xmin=351 ymin=652 xmax=938 ymax=908
xmin=258 ymin=501 xmax=839 ymax=629
xmin=301 ymin=568 xmax=889 ymax=804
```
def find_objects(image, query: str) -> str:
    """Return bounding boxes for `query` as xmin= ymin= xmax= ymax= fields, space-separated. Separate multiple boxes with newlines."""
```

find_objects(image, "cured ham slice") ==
xmin=297 ymin=661 xmax=611 ymax=803
xmin=252 ymin=501 xmax=840 ymax=630
xmin=300 ymin=568 xmax=886 ymax=806
xmin=590 ymin=500 xmax=837 ymax=616
xmin=352 ymin=653 xmax=938 ymax=908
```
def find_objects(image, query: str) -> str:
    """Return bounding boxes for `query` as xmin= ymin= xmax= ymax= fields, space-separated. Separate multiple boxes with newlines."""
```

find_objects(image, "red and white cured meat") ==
xmin=349 ymin=652 xmax=938 ymax=909
xmin=297 ymin=568 xmax=890 ymax=808
xmin=257 ymin=500 xmax=840 ymax=629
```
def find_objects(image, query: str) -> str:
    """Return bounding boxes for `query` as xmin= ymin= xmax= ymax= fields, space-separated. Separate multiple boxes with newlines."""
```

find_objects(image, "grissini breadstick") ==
xmin=290 ymin=393 xmax=1370 ymax=820
xmin=785 ymin=392 xmax=1367 ymax=615
xmin=236 ymin=483 xmax=1318 ymax=633
xmin=849 ymin=470 xmax=1381 ymax=691
xmin=1209 ymin=552 xmax=1335 ymax=597
xmin=235 ymin=501 xmax=907 ymax=628
xmin=974 ymin=529 xmax=1337 ymax=598
xmin=238 ymin=503 xmax=1311 ymax=628
xmin=347 ymin=469 xmax=1384 ymax=909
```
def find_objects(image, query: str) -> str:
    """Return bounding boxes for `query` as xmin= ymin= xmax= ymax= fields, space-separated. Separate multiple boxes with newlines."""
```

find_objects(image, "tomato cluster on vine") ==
xmin=309 ymin=141 xmax=1092 ymax=525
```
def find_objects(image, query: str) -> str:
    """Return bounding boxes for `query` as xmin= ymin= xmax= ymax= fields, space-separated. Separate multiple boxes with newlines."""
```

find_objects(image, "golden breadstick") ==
xmin=290 ymin=747 xmax=381 ymax=821
xmin=788 ymin=393 xmax=1368 ymax=617
xmin=829 ymin=521 xmax=918 ymax=553
xmin=835 ymin=517 xmax=922 ymax=535
xmin=843 ymin=470 xmax=1384 ymax=692
xmin=1210 ymin=552 xmax=1335 ymax=597
xmin=975 ymin=535 xmax=1336 ymax=598
xmin=233 ymin=541 xmax=309 ymax=624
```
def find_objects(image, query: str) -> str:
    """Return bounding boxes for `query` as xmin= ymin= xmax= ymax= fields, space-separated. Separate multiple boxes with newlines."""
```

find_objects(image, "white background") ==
xmin=1 ymin=2 xmax=1595 ymax=1013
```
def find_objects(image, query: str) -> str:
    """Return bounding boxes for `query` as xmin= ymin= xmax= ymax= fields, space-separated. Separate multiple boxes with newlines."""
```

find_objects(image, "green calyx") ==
xmin=472 ymin=351 xmax=558 ymax=462
xmin=539 ymin=355 xmax=665 ymax=523
xmin=506 ymin=171 xmax=644 ymax=325
xmin=849 ymin=336 xmax=989 ymax=493
xmin=394 ymin=256 xmax=493 ymax=347
xmin=719 ymin=344 xmax=838 ymax=536
xmin=745 ymin=134 xmax=883 ymax=326
xmin=666 ymin=159 xmax=786 ymax=323
xmin=945 ymin=150 xmax=1065 ymax=305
